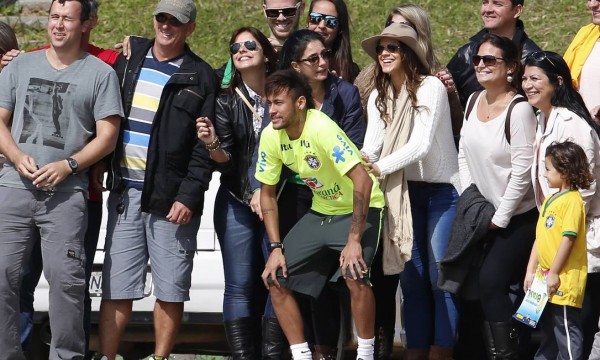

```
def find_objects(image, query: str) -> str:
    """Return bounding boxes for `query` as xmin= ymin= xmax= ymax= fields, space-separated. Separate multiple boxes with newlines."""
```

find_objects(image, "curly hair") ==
xmin=545 ymin=140 xmax=594 ymax=191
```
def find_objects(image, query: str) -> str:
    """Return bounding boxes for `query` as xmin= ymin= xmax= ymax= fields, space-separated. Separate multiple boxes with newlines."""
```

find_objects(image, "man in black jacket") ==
xmin=97 ymin=1 xmax=216 ymax=359
xmin=441 ymin=0 xmax=541 ymax=108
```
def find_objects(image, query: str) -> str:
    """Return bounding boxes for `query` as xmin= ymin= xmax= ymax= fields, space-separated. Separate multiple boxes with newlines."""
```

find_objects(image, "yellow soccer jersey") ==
xmin=536 ymin=190 xmax=587 ymax=307
xmin=255 ymin=109 xmax=385 ymax=215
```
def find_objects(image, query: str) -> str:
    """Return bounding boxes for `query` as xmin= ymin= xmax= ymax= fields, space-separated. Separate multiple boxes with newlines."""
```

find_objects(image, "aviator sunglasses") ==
xmin=375 ymin=43 xmax=402 ymax=55
xmin=155 ymin=13 xmax=184 ymax=27
xmin=472 ymin=54 xmax=505 ymax=66
xmin=297 ymin=49 xmax=332 ymax=65
xmin=230 ymin=40 xmax=258 ymax=55
xmin=308 ymin=12 xmax=339 ymax=29
xmin=265 ymin=4 xmax=300 ymax=19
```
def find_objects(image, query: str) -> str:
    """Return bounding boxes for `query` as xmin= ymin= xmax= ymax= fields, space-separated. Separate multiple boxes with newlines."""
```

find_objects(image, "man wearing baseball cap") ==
xmin=97 ymin=0 xmax=217 ymax=359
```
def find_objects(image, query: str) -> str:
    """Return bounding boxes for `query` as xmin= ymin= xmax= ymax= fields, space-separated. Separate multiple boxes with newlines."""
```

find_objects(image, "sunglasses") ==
xmin=308 ymin=12 xmax=339 ymax=29
xmin=265 ymin=4 xmax=300 ymax=19
xmin=375 ymin=43 xmax=402 ymax=55
xmin=230 ymin=40 xmax=258 ymax=54
xmin=472 ymin=54 xmax=505 ymax=66
xmin=297 ymin=49 xmax=332 ymax=65
xmin=155 ymin=13 xmax=184 ymax=27
xmin=384 ymin=19 xmax=416 ymax=30
xmin=528 ymin=51 xmax=558 ymax=70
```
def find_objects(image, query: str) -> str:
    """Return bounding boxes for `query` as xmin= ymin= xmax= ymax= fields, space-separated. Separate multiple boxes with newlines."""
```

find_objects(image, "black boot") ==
xmin=225 ymin=317 xmax=257 ymax=360
xmin=488 ymin=322 xmax=518 ymax=360
xmin=262 ymin=316 xmax=289 ymax=360
xmin=482 ymin=321 xmax=497 ymax=359
xmin=374 ymin=325 xmax=394 ymax=360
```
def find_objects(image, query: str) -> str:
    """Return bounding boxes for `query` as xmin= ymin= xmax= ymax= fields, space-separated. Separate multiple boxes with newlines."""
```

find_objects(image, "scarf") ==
xmin=379 ymin=83 xmax=414 ymax=275
xmin=564 ymin=23 xmax=600 ymax=89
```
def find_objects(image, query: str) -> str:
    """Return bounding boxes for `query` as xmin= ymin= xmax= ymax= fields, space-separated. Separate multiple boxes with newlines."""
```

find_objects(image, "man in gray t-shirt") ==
xmin=0 ymin=0 xmax=123 ymax=358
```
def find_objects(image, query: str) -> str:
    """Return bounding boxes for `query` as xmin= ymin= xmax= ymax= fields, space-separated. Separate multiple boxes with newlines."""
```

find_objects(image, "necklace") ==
xmin=484 ymin=90 xmax=515 ymax=120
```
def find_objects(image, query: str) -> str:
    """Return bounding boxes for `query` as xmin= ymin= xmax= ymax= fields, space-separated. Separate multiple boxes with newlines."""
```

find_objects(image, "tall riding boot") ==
xmin=482 ymin=321 xmax=497 ymax=359
xmin=262 ymin=316 xmax=289 ymax=360
xmin=225 ymin=317 xmax=256 ymax=360
xmin=312 ymin=345 xmax=337 ymax=360
xmin=488 ymin=322 xmax=518 ymax=360
xmin=374 ymin=325 xmax=394 ymax=360
xmin=428 ymin=346 xmax=454 ymax=360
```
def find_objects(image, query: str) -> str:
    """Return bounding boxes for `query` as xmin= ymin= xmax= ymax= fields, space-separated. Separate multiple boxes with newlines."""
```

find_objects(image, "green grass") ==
xmin=2 ymin=0 xmax=593 ymax=69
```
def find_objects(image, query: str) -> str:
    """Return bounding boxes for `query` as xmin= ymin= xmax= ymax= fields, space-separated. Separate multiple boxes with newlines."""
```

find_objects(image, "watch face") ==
xmin=68 ymin=158 xmax=78 ymax=172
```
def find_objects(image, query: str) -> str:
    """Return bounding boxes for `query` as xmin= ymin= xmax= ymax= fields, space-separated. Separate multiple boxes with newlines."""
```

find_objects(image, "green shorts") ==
xmin=276 ymin=207 xmax=383 ymax=298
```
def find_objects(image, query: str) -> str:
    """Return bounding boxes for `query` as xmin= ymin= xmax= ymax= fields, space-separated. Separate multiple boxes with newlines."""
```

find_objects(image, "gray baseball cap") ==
xmin=153 ymin=0 xmax=197 ymax=24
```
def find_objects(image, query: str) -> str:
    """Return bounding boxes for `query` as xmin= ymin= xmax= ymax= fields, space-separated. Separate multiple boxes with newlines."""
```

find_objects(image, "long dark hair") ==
xmin=279 ymin=29 xmax=324 ymax=70
xmin=474 ymin=33 xmax=522 ymax=93
xmin=307 ymin=0 xmax=357 ymax=82
xmin=524 ymin=51 xmax=599 ymax=136
xmin=374 ymin=41 xmax=428 ymax=125
xmin=226 ymin=26 xmax=277 ymax=93
xmin=0 ymin=22 xmax=18 ymax=56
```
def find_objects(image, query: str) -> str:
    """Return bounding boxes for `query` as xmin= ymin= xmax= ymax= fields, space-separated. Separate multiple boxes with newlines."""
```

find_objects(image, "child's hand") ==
xmin=546 ymin=272 xmax=561 ymax=296
xmin=523 ymin=272 xmax=535 ymax=292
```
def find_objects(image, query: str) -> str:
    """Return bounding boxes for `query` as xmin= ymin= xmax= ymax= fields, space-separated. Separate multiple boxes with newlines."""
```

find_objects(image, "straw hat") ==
xmin=361 ymin=23 xmax=428 ymax=69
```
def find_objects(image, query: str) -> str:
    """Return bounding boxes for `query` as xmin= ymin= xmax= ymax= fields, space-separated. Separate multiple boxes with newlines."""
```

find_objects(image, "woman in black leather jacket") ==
xmin=196 ymin=26 xmax=277 ymax=360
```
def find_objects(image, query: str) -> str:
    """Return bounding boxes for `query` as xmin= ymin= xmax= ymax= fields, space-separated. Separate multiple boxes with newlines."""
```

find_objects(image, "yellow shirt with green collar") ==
xmin=536 ymin=190 xmax=587 ymax=307
xmin=255 ymin=109 xmax=384 ymax=215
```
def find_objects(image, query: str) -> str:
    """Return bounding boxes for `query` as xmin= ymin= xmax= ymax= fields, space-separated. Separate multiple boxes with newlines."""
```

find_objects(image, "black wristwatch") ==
xmin=66 ymin=157 xmax=78 ymax=175
xmin=269 ymin=242 xmax=284 ymax=254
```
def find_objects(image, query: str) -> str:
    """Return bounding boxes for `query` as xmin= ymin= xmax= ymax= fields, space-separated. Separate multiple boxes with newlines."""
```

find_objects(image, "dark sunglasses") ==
xmin=265 ymin=4 xmax=299 ymax=19
xmin=375 ymin=43 xmax=402 ymax=55
xmin=308 ymin=12 xmax=339 ymax=29
xmin=384 ymin=19 xmax=416 ymax=30
xmin=528 ymin=51 xmax=558 ymax=70
xmin=230 ymin=40 xmax=258 ymax=54
xmin=297 ymin=49 xmax=332 ymax=65
xmin=155 ymin=13 xmax=184 ymax=27
xmin=472 ymin=54 xmax=505 ymax=66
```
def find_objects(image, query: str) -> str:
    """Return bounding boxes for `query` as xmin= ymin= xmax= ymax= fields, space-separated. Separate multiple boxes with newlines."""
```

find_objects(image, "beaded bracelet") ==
xmin=206 ymin=137 xmax=221 ymax=151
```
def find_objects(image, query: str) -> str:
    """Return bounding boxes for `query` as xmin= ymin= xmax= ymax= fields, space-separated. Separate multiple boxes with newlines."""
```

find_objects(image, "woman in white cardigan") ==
xmin=523 ymin=50 xmax=600 ymax=359
xmin=458 ymin=34 xmax=537 ymax=358
xmin=360 ymin=23 xmax=460 ymax=359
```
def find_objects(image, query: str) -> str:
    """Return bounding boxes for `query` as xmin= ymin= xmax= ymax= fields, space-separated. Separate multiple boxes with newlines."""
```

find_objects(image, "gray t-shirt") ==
xmin=0 ymin=50 xmax=124 ymax=192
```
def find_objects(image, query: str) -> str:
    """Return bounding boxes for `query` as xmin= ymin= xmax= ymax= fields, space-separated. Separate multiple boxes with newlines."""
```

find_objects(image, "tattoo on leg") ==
xmin=262 ymin=208 xmax=275 ymax=216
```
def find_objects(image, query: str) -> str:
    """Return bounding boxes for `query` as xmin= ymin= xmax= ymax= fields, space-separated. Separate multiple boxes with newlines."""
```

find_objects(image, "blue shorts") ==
xmin=102 ymin=187 xmax=199 ymax=302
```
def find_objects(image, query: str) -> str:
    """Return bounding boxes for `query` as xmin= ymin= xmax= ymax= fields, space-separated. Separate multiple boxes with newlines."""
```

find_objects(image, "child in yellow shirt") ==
xmin=525 ymin=140 xmax=594 ymax=359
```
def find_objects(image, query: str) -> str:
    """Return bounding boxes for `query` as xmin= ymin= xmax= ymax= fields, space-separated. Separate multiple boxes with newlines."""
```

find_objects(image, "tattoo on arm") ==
xmin=350 ymin=191 xmax=366 ymax=235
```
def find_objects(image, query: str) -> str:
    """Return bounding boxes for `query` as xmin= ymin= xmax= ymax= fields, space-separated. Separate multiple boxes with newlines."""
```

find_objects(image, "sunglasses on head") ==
xmin=528 ymin=51 xmax=558 ymax=70
xmin=308 ymin=12 xmax=339 ymax=29
xmin=472 ymin=54 xmax=505 ymax=66
xmin=230 ymin=40 xmax=258 ymax=54
xmin=265 ymin=4 xmax=300 ymax=19
xmin=297 ymin=49 xmax=332 ymax=65
xmin=155 ymin=13 xmax=184 ymax=27
xmin=384 ymin=19 xmax=416 ymax=30
xmin=375 ymin=43 xmax=402 ymax=55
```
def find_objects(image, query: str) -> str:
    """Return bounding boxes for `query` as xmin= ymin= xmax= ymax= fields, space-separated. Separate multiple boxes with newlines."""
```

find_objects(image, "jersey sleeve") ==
xmin=562 ymin=194 xmax=584 ymax=237
xmin=318 ymin=120 xmax=361 ymax=176
xmin=255 ymin=125 xmax=283 ymax=186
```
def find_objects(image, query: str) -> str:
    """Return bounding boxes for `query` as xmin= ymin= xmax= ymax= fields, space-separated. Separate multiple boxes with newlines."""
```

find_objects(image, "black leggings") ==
xmin=479 ymin=208 xmax=538 ymax=322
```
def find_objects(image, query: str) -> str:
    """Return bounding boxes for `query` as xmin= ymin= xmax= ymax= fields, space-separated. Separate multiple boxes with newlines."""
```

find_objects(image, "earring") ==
xmin=507 ymin=73 xmax=513 ymax=83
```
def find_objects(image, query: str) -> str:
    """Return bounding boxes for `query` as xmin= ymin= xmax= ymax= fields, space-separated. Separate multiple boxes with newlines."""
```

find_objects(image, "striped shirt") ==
xmin=121 ymin=49 xmax=183 ymax=188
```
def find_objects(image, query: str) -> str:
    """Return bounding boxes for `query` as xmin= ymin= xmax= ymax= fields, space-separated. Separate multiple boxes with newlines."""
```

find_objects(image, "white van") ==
xmin=30 ymin=173 xmax=405 ymax=359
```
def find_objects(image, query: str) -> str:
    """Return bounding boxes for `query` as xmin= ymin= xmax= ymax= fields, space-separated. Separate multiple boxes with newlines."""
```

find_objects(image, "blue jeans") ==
xmin=20 ymin=200 xmax=102 ymax=356
xmin=400 ymin=182 xmax=459 ymax=348
xmin=214 ymin=187 xmax=271 ymax=321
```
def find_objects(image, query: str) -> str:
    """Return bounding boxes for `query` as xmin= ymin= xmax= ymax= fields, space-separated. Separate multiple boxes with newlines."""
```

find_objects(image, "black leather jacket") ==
xmin=447 ymin=20 xmax=541 ymax=108
xmin=108 ymin=37 xmax=217 ymax=217
xmin=213 ymin=85 xmax=269 ymax=202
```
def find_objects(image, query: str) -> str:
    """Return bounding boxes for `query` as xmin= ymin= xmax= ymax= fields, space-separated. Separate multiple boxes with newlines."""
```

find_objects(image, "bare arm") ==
xmin=524 ymin=239 xmax=539 ymax=292
xmin=260 ymin=183 xmax=286 ymax=288
xmin=546 ymin=235 xmax=576 ymax=296
xmin=340 ymin=163 xmax=373 ymax=280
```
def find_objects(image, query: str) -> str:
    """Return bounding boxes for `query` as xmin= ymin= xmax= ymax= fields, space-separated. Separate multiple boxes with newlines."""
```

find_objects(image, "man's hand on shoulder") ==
xmin=166 ymin=200 xmax=194 ymax=224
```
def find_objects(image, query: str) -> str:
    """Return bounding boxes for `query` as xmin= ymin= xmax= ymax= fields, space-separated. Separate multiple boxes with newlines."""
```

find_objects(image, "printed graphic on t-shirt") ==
xmin=19 ymin=78 xmax=73 ymax=150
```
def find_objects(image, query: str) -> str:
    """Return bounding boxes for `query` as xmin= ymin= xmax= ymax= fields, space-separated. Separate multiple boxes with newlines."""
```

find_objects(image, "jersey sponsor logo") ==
xmin=332 ymin=134 xmax=354 ymax=163
xmin=545 ymin=215 xmax=555 ymax=229
xmin=305 ymin=155 xmax=321 ymax=170
xmin=301 ymin=177 xmax=324 ymax=189
xmin=300 ymin=140 xmax=311 ymax=148
xmin=281 ymin=143 xmax=292 ymax=151
xmin=258 ymin=151 xmax=267 ymax=173
xmin=314 ymin=182 xmax=343 ymax=200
